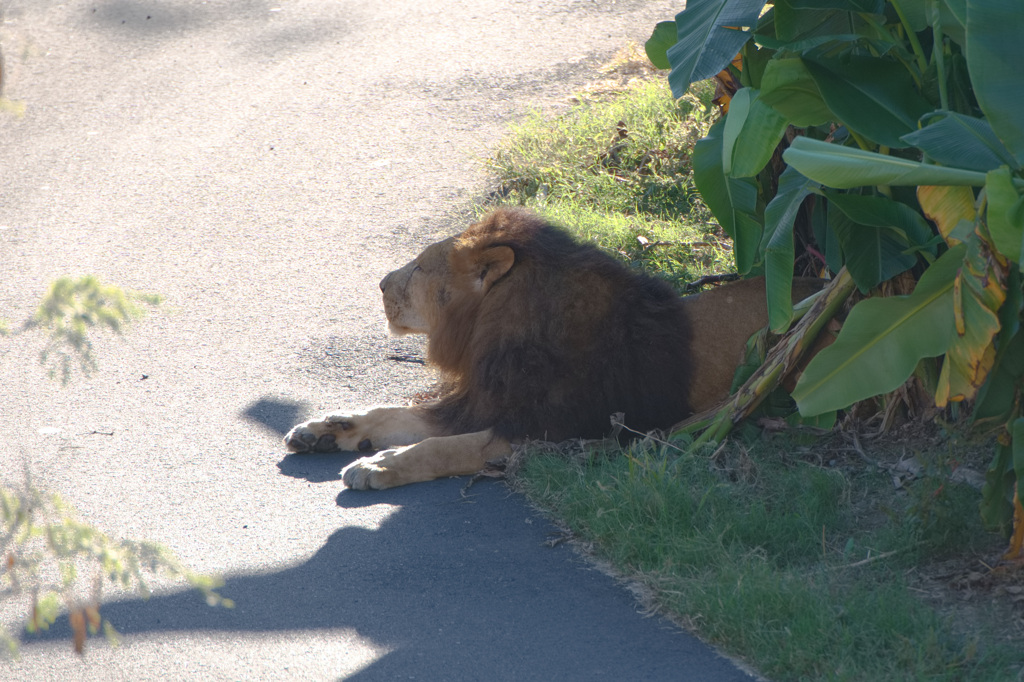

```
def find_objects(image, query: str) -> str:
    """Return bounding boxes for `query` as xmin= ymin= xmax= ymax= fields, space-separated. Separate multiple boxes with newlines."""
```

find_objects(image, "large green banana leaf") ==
xmin=901 ymin=111 xmax=1019 ymax=173
xmin=783 ymin=138 xmax=994 ymax=188
xmin=722 ymin=88 xmax=789 ymax=178
xmin=666 ymin=0 xmax=765 ymax=98
xmin=967 ymin=0 xmax=1024 ymax=167
xmin=793 ymin=245 xmax=965 ymax=415
xmin=762 ymin=166 xmax=819 ymax=331
xmin=693 ymin=119 xmax=763 ymax=274
xmin=803 ymin=53 xmax=933 ymax=149
xmin=984 ymin=168 xmax=1024 ymax=263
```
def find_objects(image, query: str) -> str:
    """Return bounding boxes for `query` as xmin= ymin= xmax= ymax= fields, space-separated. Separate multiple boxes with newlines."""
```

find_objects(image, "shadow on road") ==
xmin=241 ymin=397 xmax=307 ymax=436
xmin=83 ymin=0 xmax=361 ymax=61
xmin=276 ymin=451 xmax=349 ymax=484
xmin=21 ymin=472 xmax=751 ymax=680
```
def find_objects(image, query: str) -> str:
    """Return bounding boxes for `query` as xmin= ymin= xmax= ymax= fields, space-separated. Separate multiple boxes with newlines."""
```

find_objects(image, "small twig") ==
xmin=684 ymin=273 xmax=740 ymax=292
xmin=386 ymin=354 xmax=426 ymax=365
xmin=708 ymin=440 xmax=728 ymax=463
xmin=827 ymin=549 xmax=899 ymax=571
xmin=845 ymin=431 xmax=878 ymax=466
xmin=543 ymin=530 xmax=573 ymax=548
xmin=802 ymin=245 xmax=828 ymax=272
xmin=612 ymin=418 xmax=686 ymax=454
xmin=460 ymin=476 xmax=488 ymax=496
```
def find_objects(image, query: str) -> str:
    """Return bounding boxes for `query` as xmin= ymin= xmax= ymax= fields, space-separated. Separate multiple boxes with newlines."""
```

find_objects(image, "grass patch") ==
xmin=483 ymin=74 xmax=731 ymax=291
xmin=515 ymin=438 xmax=1022 ymax=681
xmin=484 ymin=58 xmax=1024 ymax=680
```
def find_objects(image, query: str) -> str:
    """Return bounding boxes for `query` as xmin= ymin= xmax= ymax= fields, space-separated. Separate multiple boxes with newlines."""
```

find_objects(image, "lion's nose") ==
xmin=379 ymin=273 xmax=390 ymax=293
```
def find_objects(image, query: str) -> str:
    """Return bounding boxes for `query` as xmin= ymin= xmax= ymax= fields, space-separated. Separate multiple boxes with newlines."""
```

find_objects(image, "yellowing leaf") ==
xmin=935 ymin=231 xmax=1008 ymax=406
xmin=917 ymin=185 xmax=976 ymax=245
xmin=712 ymin=54 xmax=743 ymax=114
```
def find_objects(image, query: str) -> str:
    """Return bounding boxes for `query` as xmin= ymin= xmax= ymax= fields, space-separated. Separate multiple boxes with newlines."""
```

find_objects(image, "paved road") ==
xmin=0 ymin=1 xmax=755 ymax=679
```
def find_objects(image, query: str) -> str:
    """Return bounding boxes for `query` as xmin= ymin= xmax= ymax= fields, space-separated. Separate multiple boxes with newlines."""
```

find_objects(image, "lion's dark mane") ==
xmin=422 ymin=209 xmax=696 ymax=442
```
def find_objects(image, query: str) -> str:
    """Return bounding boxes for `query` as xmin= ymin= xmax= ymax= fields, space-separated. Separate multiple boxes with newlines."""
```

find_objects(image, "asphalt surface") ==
xmin=1 ymin=1 xmax=755 ymax=679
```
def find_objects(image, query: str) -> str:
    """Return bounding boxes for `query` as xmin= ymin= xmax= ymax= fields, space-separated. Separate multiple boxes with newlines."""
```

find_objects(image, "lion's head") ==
xmin=380 ymin=215 xmax=522 ymax=375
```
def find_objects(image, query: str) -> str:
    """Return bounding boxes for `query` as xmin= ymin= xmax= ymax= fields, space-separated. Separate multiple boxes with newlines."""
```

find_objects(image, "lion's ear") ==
xmin=475 ymin=246 xmax=515 ymax=292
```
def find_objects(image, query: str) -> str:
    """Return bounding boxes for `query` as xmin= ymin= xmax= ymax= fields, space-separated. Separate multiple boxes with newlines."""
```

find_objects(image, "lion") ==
xmin=285 ymin=208 xmax=819 ymax=490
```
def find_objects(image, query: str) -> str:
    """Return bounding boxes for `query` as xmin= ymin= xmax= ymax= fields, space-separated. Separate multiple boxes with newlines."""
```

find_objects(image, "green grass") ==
xmin=483 ymin=78 xmax=732 ymax=291
xmin=489 ymin=78 xmax=712 ymax=217
xmin=516 ymin=440 xmax=1020 ymax=681
xmin=484 ymin=69 xmax=1024 ymax=681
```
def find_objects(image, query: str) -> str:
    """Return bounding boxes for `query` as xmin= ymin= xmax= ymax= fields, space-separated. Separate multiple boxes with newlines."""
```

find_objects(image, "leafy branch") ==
xmin=1 ymin=475 xmax=232 ymax=658
xmin=14 ymin=276 xmax=162 ymax=384
xmin=2 ymin=277 xmax=227 ymax=658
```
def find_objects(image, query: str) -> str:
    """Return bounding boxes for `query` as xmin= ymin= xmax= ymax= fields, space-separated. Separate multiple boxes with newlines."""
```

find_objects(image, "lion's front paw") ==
xmin=341 ymin=450 xmax=402 ymax=490
xmin=283 ymin=413 xmax=376 ymax=454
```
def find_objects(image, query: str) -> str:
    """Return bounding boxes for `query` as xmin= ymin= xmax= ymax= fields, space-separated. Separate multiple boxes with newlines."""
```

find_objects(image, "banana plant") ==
xmin=648 ymin=0 xmax=1024 ymax=554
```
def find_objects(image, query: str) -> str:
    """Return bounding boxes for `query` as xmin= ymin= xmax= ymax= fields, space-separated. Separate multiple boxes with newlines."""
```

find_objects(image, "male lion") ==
xmin=285 ymin=208 xmax=815 ymax=490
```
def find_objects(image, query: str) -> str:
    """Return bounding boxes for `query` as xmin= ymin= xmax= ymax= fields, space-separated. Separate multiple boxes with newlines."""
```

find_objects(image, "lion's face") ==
xmin=379 ymin=233 xmax=516 ymax=338
xmin=379 ymin=238 xmax=453 ymax=335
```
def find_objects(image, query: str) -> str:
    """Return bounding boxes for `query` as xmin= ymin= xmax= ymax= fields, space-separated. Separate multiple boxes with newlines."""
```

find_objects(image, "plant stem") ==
xmin=876 ymin=146 xmax=893 ymax=198
xmin=890 ymin=0 xmax=929 ymax=74
xmin=673 ymin=268 xmax=857 ymax=444
xmin=928 ymin=0 xmax=949 ymax=110
xmin=849 ymin=130 xmax=874 ymax=152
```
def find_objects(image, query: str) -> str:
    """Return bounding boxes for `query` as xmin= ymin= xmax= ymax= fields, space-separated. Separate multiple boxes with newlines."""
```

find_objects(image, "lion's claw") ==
xmin=341 ymin=458 xmax=377 ymax=490
xmin=314 ymin=434 xmax=337 ymax=452
xmin=284 ymin=425 xmax=340 ymax=453
xmin=325 ymin=414 xmax=353 ymax=428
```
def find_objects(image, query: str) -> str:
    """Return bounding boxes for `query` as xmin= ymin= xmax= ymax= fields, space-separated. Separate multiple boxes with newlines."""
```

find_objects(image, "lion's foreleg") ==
xmin=341 ymin=430 xmax=512 ymax=490
xmin=284 ymin=406 xmax=437 ymax=454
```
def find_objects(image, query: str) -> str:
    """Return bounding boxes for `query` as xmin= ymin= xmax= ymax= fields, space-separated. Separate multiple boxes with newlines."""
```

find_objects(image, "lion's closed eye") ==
xmin=405 ymin=265 xmax=422 ymax=285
